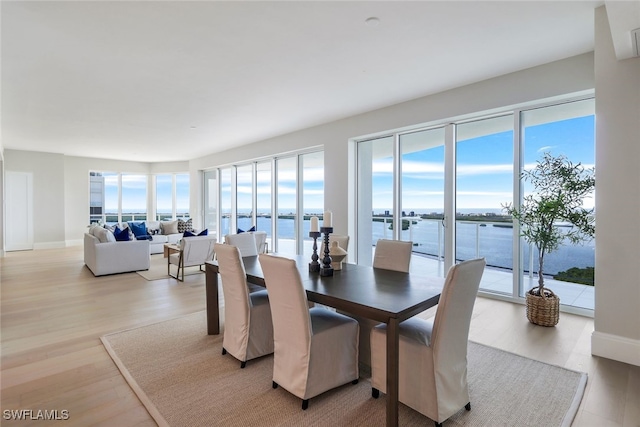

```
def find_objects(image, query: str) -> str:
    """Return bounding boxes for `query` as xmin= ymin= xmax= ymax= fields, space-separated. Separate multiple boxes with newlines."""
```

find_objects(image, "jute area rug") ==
xmin=136 ymin=254 xmax=205 ymax=281
xmin=101 ymin=311 xmax=587 ymax=427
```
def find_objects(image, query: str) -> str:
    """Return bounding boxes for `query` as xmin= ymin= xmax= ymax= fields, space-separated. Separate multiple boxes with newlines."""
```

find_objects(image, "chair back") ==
xmin=252 ymin=231 xmax=268 ymax=253
xmin=180 ymin=235 xmax=216 ymax=266
xmin=214 ymin=243 xmax=252 ymax=355
xmin=431 ymin=258 xmax=485 ymax=363
xmin=373 ymin=239 xmax=413 ymax=272
xmin=258 ymin=254 xmax=312 ymax=359
xmin=225 ymin=233 xmax=259 ymax=257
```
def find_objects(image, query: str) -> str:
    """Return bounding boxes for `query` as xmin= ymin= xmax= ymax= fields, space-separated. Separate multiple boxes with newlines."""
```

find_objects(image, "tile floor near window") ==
xmin=410 ymin=255 xmax=595 ymax=310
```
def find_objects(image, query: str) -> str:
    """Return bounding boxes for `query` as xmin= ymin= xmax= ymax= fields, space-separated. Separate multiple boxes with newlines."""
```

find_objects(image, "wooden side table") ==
xmin=163 ymin=243 xmax=181 ymax=258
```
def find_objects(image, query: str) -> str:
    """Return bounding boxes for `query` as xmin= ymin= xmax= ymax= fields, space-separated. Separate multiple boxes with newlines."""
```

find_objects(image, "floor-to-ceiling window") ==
xmin=220 ymin=168 xmax=232 ymax=238
xmin=155 ymin=173 xmax=190 ymax=221
xmin=203 ymin=150 xmax=322 ymax=253
xmin=89 ymin=171 xmax=188 ymax=226
xmin=120 ymin=174 xmax=147 ymax=222
xmin=399 ymin=127 xmax=446 ymax=276
xmin=204 ymin=170 xmax=218 ymax=237
xmin=175 ymin=173 xmax=190 ymax=219
xmin=155 ymin=174 xmax=173 ymax=221
xmin=236 ymin=164 xmax=254 ymax=232
xmin=276 ymin=156 xmax=297 ymax=254
xmin=355 ymin=95 xmax=595 ymax=312
xmin=104 ymin=173 xmax=119 ymax=224
xmin=519 ymin=98 xmax=595 ymax=309
xmin=256 ymin=161 xmax=273 ymax=248
xmin=301 ymin=151 xmax=324 ymax=255
xmin=456 ymin=115 xmax=514 ymax=294
xmin=356 ymin=135 xmax=395 ymax=266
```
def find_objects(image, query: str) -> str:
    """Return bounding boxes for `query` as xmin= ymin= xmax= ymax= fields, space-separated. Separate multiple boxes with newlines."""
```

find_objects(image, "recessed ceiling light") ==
xmin=365 ymin=17 xmax=380 ymax=27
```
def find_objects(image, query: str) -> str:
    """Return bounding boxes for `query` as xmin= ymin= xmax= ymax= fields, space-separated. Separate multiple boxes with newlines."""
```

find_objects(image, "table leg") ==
xmin=386 ymin=317 xmax=399 ymax=427
xmin=205 ymin=264 xmax=220 ymax=335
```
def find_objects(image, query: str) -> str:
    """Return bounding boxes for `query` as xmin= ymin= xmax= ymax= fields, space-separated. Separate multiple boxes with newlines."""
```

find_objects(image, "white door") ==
xmin=5 ymin=171 xmax=34 ymax=251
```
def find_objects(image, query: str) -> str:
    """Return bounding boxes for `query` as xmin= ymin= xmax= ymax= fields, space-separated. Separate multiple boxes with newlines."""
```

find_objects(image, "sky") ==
xmin=372 ymin=113 xmax=595 ymax=214
xmin=103 ymin=103 xmax=595 ymax=217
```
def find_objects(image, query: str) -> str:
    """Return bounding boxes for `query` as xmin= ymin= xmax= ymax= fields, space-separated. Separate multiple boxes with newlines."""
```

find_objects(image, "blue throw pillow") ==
xmin=114 ymin=226 xmax=131 ymax=241
xmin=184 ymin=229 xmax=208 ymax=238
xmin=237 ymin=226 xmax=256 ymax=233
xmin=128 ymin=221 xmax=148 ymax=238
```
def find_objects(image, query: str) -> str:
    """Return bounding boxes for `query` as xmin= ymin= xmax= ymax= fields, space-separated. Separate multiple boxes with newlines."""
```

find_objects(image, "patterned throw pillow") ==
xmin=177 ymin=218 xmax=193 ymax=233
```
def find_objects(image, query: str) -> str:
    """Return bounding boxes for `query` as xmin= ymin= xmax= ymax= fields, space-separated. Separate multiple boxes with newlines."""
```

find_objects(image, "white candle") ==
xmin=323 ymin=211 xmax=332 ymax=228
xmin=310 ymin=216 xmax=319 ymax=232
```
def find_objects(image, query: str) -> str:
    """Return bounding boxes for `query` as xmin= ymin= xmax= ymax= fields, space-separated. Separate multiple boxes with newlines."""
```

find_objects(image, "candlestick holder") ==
xmin=320 ymin=226 xmax=334 ymax=276
xmin=308 ymin=231 xmax=321 ymax=272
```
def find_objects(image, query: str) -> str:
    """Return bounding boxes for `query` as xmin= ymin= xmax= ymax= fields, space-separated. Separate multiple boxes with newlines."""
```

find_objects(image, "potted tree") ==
xmin=503 ymin=153 xmax=595 ymax=326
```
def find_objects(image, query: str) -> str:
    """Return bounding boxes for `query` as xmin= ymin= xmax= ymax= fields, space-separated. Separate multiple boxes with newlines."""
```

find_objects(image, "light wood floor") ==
xmin=1 ymin=246 xmax=638 ymax=426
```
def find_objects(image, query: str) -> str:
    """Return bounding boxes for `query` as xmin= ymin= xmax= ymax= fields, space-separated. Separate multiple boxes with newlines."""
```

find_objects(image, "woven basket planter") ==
xmin=526 ymin=287 xmax=560 ymax=327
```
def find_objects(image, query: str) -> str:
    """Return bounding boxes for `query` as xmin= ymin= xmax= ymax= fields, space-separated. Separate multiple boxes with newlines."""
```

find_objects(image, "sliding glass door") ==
xmin=455 ymin=115 xmax=514 ymax=294
xmin=354 ymin=96 xmax=595 ymax=311
xmin=356 ymin=135 xmax=395 ymax=266
xmin=520 ymin=98 xmax=595 ymax=308
xmin=399 ymin=127 xmax=446 ymax=276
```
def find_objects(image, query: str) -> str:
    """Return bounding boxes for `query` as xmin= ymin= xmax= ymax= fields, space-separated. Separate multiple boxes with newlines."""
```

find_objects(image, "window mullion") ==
xmin=392 ymin=134 xmax=401 ymax=240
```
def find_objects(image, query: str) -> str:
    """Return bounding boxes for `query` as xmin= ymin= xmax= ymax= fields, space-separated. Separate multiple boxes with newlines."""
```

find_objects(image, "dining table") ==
xmin=205 ymin=254 xmax=444 ymax=427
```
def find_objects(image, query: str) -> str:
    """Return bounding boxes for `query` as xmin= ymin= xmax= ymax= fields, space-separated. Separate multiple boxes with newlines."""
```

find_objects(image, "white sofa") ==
xmin=84 ymin=233 xmax=150 ymax=276
xmin=145 ymin=220 xmax=183 ymax=255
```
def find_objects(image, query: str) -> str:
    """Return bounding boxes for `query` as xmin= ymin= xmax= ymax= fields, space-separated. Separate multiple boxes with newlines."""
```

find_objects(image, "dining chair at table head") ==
xmin=370 ymin=258 xmax=486 ymax=427
xmin=373 ymin=239 xmax=413 ymax=272
xmin=214 ymin=243 xmax=274 ymax=368
xmin=258 ymin=253 xmax=360 ymax=410
xmin=167 ymin=235 xmax=216 ymax=281
xmin=252 ymin=231 xmax=268 ymax=254
xmin=224 ymin=232 xmax=259 ymax=257
xmin=343 ymin=238 xmax=414 ymax=367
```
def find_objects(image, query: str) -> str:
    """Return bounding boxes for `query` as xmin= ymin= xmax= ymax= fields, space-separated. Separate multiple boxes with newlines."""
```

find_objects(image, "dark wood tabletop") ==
xmin=205 ymin=253 xmax=444 ymax=427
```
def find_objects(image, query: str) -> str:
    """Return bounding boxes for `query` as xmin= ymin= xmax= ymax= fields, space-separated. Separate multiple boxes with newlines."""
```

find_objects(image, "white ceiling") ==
xmin=1 ymin=0 xmax=627 ymax=163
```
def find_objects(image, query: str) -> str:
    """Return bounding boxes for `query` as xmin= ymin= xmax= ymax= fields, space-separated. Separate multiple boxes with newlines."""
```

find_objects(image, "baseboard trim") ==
xmin=591 ymin=331 xmax=640 ymax=367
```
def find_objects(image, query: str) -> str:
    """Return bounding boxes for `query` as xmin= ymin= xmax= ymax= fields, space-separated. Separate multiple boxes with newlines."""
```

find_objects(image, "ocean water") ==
xmin=226 ymin=216 xmax=595 ymax=275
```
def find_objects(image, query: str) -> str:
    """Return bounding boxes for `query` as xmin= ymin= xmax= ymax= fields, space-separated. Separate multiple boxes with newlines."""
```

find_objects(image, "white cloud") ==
xmin=456 ymin=164 xmax=512 ymax=175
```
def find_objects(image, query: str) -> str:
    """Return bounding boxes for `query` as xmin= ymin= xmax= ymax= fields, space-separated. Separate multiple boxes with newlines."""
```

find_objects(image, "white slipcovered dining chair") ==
xmin=225 ymin=232 xmax=259 ymax=257
xmin=167 ymin=235 xmax=216 ymax=281
xmin=214 ymin=243 xmax=274 ymax=368
xmin=373 ymin=239 xmax=413 ymax=273
xmin=258 ymin=253 xmax=360 ymax=410
xmin=370 ymin=258 xmax=486 ymax=427
xmin=252 ymin=231 xmax=268 ymax=254
xmin=224 ymin=232 xmax=265 ymax=292
xmin=342 ymin=239 xmax=413 ymax=367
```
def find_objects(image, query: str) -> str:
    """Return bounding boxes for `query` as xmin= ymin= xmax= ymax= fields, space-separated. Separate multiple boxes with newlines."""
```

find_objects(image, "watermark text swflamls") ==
xmin=3 ymin=409 xmax=70 ymax=421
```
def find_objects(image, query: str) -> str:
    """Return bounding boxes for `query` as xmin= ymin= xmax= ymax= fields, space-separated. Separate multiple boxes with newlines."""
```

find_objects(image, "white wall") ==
xmin=592 ymin=6 xmax=640 ymax=366
xmin=4 ymin=150 xmax=66 ymax=248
